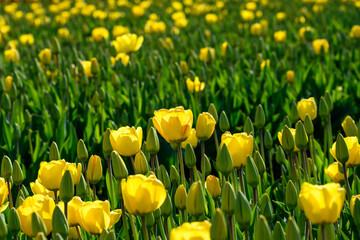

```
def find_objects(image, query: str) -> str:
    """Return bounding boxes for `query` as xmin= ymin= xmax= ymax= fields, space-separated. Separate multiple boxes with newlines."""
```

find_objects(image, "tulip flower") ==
xmin=181 ymin=129 xmax=198 ymax=149
xmin=350 ymin=195 xmax=360 ymax=216
xmin=298 ymin=182 xmax=345 ymax=225
xmin=186 ymin=77 xmax=205 ymax=93
xmin=220 ymin=132 xmax=254 ymax=168
xmin=87 ymin=155 xmax=103 ymax=185
xmin=30 ymin=180 xmax=56 ymax=199
xmin=330 ymin=136 xmax=360 ymax=167
xmin=37 ymin=160 xmax=67 ymax=191
xmin=261 ymin=59 xmax=270 ymax=70
xmin=91 ymin=27 xmax=109 ymax=42
xmin=277 ymin=128 xmax=299 ymax=152
xmin=312 ymin=39 xmax=329 ymax=55
xmin=0 ymin=178 xmax=9 ymax=212
xmin=81 ymin=61 xmax=93 ymax=78
xmin=121 ymin=174 xmax=166 ymax=216
xmin=297 ymin=97 xmax=317 ymax=121
xmin=110 ymin=53 xmax=130 ymax=66
xmin=199 ymin=47 xmax=215 ymax=62
xmin=58 ymin=28 xmax=70 ymax=38
xmin=286 ymin=70 xmax=295 ymax=84
xmin=205 ymin=175 xmax=221 ymax=199
xmin=19 ymin=34 xmax=34 ymax=45
xmin=110 ymin=126 xmax=143 ymax=157
xmin=273 ymin=30 xmax=287 ymax=43
xmin=221 ymin=41 xmax=228 ymax=57
xmin=250 ymin=23 xmax=262 ymax=36
xmin=4 ymin=48 xmax=20 ymax=63
xmin=196 ymin=112 xmax=216 ymax=141
xmin=38 ymin=48 xmax=52 ymax=65
xmin=111 ymin=33 xmax=144 ymax=53
xmin=350 ymin=25 xmax=360 ymax=38
xmin=170 ymin=221 xmax=211 ymax=240
xmin=324 ymin=162 xmax=345 ymax=183
xmin=4 ymin=76 xmax=12 ymax=93
xmin=67 ymin=197 xmax=84 ymax=227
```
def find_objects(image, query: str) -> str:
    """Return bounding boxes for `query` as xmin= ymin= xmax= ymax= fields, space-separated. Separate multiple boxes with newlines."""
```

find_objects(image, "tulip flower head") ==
xmin=199 ymin=47 xmax=215 ymax=62
xmin=111 ymin=33 xmax=144 ymax=54
xmin=30 ymin=179 xmax=56 ymax=199
xmin=330 ymin=136 xmax=360 ymax=167
xmin=91 ymin=27 xmax=109 ymax=42
xmin=350 ymin=195 xmax=360 ymax=216
xmin=170 ymin=221 xmax=211 ymax=240
xmin=110 ymin=126 xmax=143 ymax=157
xmin=312 ymin=39 xmax=329 ymax=55
xmin=0 ymin=178 xmax=9 ymax=212
xmin=196 ymin=112 xmax=216 ymax=141
xmin=297 ymin=97 xmax=317 ymax=121
xmin=186 ymin=77 xmax=205 ymax=93
xmin=273 ymin=30 xmax=287 ymax=43
xmin=4 ymin=48 xmax=20 ymax=63
xmin=278 ymin=128 xmax=299 ymax=152
xmin=324 ymin=162 xmax=345 ymax=183
xmin=350 ymin=25 xmax=360 ymax=38
xmin=181 ymin=128 xmax=198 ymax=149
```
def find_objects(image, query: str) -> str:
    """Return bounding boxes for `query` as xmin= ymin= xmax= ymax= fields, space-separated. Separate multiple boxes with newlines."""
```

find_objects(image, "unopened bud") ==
xmin=219 ymin=111 xmax=230 ymax=132
xmin=254 ymin=105 xmax=266 ymax=129
xmin=111 ymin=151 xmax=128 ymax=181
xmin=210 ymin=208 xmax=228 ymax=240
xmin=50 ymin=142 xmax=60 ymax=161
xmin=146 ymin=127 xmax=160 ymax=154
xmin=245 ymin=156 xmax=259 ymax=188
xmin=186 ymin=181 xmax=205 ymax=217
xmin=77 ymin=139 xmax=88 ymax=163
xmin=174 ymin=185 xmax=187 ymax=210
xmin=216 ymin=144 xmax=233 ymax=176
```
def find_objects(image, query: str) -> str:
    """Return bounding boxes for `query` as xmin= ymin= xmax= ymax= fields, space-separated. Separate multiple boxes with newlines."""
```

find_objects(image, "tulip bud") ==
xmin=219 ymin=111 xmax=230 ymax=132
xmin=245 ymin=156 xmax=259 ymax=188
xmin=91 ymin=58 xmax=99 ymax=75
xmin=272 ymin=221 xmax=286 ymax=240
xmin=175 ymin=185 xmax=187 ymax=210
xmin=243 ymin=117 xmax=254 ymax=135
xmin=335 ymin=133 xmax=349 ymax=164
xmin=91 ymin=91 xmax=100 ymax=107
xmin=32 ymin=212 xmax=47 ymax=236
xmin=134 ymin=151 xmax=149 ymax=175
xmin=13 ymin=160 xmax=24 ymax=186
xmin=0 ymin=213 xmax=8 ymax=240
xmin=254 ymin=105 xmax=266 ymax=129
xmin=216 ymin=144 xmax=233 ymax=177
xmin=15 ymin=195 xmax=24 ymax=209
xmin=221 ymin=182 xmax=236 ymax=216
xmin=319 ymin=97 xmax=329 ymax=118
xmin=186 ymin=181 xmax=205 ymax=217
xmin=20 ymin=184 xmax=29 ymax=198
xmin=208 ymin=103 xmax=219 ymax=122
xmin=235 ymin=190 xmax=251 ymax=227
xmin=102 ymin=129 xmax=113 ymax=158
xmin=13 ymin=123 xmax=21 ymax=141
xmin=264 ymin=130 xmax=273 ymax=149
xmin=285 ymin=180 xmax=298 ymax=210
xmin=295 ymin=121 xmax=308 ymax=150
xmin=160 ymin=193 xmax=172 ymax=218
xmin=283 ymin=116 xmax=291 ymax=127
xmin=304 ymin=115 xmax=314 ymax=135
xmin=115 ymin=180 xmax=122 ymax=200
xmin=111 ymin=72 xmax=120 ymax=87
xmin=211 ymin=208 xmax=228 ymax=240
xmin=184 ymin=144 xmax=196 ymax=169
xmin=1 ymin=155 xmax=12 ymax=179
xmin=146 ymin=127 xmax=160 ymax=154
xmin=202 ymin=154 xmax=212 ymax=177
xmin=39 ymin=49 xmax=52 ymax=65
xmin=342 ymin=116 xmax=358 ymax=137
xmin=105 ymin=231 xmax=116 ymax=240
xmin=52 ymin=206 xmax=69 ymax=239
xmin=99 ymin=87 xmax=106 ymax=102
xmin=281 ymin=126 xmax=295 ymax=154
xmin=353 ymin=198 xmax=360 ymax=227
xmin=111 ymin=151 xmax=128 ymax=181
xmin=8 ymin=208 xmax=21 ymax=236
xmin=60 ymin=170 xmax=74 ymax=203
xmin=2 ymin=94 xmax=11 ymax=112
xmin=145 ymin=213 xmax=155 ymax=228
xmin=254 ymin=215 xmax=271 ymax=240
xmin=170 ymin=165 xmax=180 ymax=184
xmin=44 ymin=91 xmax=53 ymax=107
xmin=180 ymin=61 xmax=188 ymax=75
xmin=259 ymin=194 xmax=273 ymax=222
xmin=205 ymin=175 xmax=221 ymax=199
xmin=158 ymin=165 xmax=171 ymax=190
xmin=77 ymin=139 xmax=88 ymax=163
xmin=324 ymin=91 xmax=333 ymax=112
xmin=290 ymin=102 xmax=299 ymax=122
xmin=76 ymin=174 xmax=87 ymax=200
xmin=50 ymin=142 xmax=60 ymax=161
xmin=25 ymin=109 xmax=32 ymax=124
xmin=286 ymin=217 xmax=301 ymax=240
xmin=87 ymin=155 xmax=102 ymax=184
xmin=51 ymin=104 xmax=61 ymax=121
xmin=254 ymin=151 xmax=266 ymax=176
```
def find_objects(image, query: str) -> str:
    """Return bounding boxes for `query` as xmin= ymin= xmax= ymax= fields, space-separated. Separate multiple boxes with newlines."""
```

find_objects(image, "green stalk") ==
xmin=266 ymin=149 xmax=274 ymax=183
xmin=178 ymin=144 xmax=186 ymax=186
xmin=301 ymin=149 xmax=310 ymax=182
xmin=238 ymin=168 xmax=245 ymax=193
xmin=327 ymin=115 xmax=333 ymax=163
xmin=156 ymin=216 xmax=167 ymax=240
xmin=92 ymin=184 xmax=96 ymax=201
xmin=228 ymin=215 xmax=235 ymax=240
xmin=201 ymin=141 xmax=206 ymax=185
xmin=141 ymin=216 xmax=149 ymax=240
xmin=129 ymin=214 xmax=138 ymax=240
xmin=7 ymin=179 xmax=13 ymax=208
xmin=120 ymin=200 xmax=130 ymax=240
xmin=259 ymin=129 xmax=265 ymax=160
xmin=213 ymin=128 xmax=219 ymax=153
xmin=28 ymin=128 xmax=34 ymax=161
xmin=343 ymin=164 xmax=351 ymax=201
xmin=321 ymin=224 xmax=326 ymax=240
xmin=107 ymin=155 xmax=115 ymax=209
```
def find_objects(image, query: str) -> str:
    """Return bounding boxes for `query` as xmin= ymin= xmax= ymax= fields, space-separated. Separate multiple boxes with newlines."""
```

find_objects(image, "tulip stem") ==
xmin=306 ymin=219 xmax=313 ymax=240
xmin=130 ymin=156 xmax=136 ymax=173
xmin=238 ymin=168 xmax=245 ymax=193
xmin=301 ymin=149 xmax=310 ymax=182
xmin=213 ymin=128 xmax=219 ymax=153
xmin=150 ymin=154 xmax=155 ymax=172
xmin=28 ymin=128 xmax=34 ymax=161
xmin=181 ymin=210 xmax=186 ymax=224
xmin=266 ymin=149 xmax=274 ymax=183
xmin=232 ymin=169 xmax=237 ymax=192
xmin=65 ymin=202 xmax=68 ymax=218
xmin=193 ymin=166 xmax=201 ymax=182
xmin=6 ymin=179 xmax=13 ymax=208
xmin=178 ymin=144 xmax=186 ymax=186
xmin=107 ymin=155 xmax=115 ymax=210
xmin=228 ymin=215 xmax=234 ymax=240
xmin=310 ymin=134 xmax=316 ymax=162
xmin=120 ymin=200 xmax=131 ymax=240
xmin=253 ymin=187 xmax=258 ymax=207
xmin=129 ymin=214 xmax=138 ymax=240
xmin=76 ymin=226 xmax=83 ymax=240
xmin=321 ymin=224 xmax=326 ymax=240
xmin=353 ymin=167 xmax=357 ymax=192
xmin=201 ymin=141 xmax=206 ymax=185
xmin=327 ymin=115 xmax=333 ymax=163
xmin=245 ymin=228 xmax=249 ymax=240
xmin=259 ymin=129 xmax=265 ymax=160
xmin=54 ymin=190 xmax=58 ymax=204
xmin=157 ymin=215 xmax=167 ymax=240
xmin=93 ymin=184 xmax=96 ymax=200
xmin=141 ymin=216 xmax=149 ymax=240
xmin=342 ymin=164 xmax=351 ymax=200
xmin=164 ymin=217 xmax=169 ymax=240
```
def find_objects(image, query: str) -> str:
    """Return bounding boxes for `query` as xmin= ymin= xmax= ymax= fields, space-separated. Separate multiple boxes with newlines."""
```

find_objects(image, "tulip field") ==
xmin=2 ymin=0 xmax=360 ymax=239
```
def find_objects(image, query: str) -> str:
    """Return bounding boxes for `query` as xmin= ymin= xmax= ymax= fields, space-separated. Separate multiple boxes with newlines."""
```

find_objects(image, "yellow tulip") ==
xmin=65 ymin=162 xmax=82 ymax=185
xmin=110 ymin=126 xmax=142 ymax=157
xmin=205 ymin=13 xmax=218 ymax=24
xmin=111 ymin=33 xmax=144 ymax=54
xmin=350 ymin=195 xmax=360 ymax=216
xmin=350 ymin=25 xmax=360 ymax=38
xmin=132 ymin=5 xmax=145 ymax=17
xmin=196 ymin=112 xmax=216 ymax=141
xmin=170 ymin=221 xmax=211 ymax=240
xmin=91 ymin=27 xmax=109 ymax=42
xmin=199 ymin=47 xmax=215 ymax=62
xmin=0 ymin=178 xmax=9 ymax=210
xmin=324 ymin=162 xmax=345 ymax=183
xmin=58 ymin=28 xmax=70 ymax=38
xmin=68 ymin=196 xmax=84 ymax=227
xmin=17 ymin=194 xmax=56 ymax=237
xmin=277 ymin=128 xmax=299 ymax=152
xmin=312 ymin=39 xmax=329 ymax=55
xmin=186 ymin=77 xmax=205 ymax=93
xmin=205 ymin=175 xmax=221 ymax=199
xmin=250 ymin=23 xmax=262 ymax=36
xmin=260 ymin=59 xmax=270 ymax=70
xmin=221 ymin=41 xmax=228 ymax=57
xmin=38 ymin=48 xmax=52 ymax=65
xmin=19 ymin=34 xmax=34 ymax=45
xmin=87 ymin=155 xmax=103 ymax=184
xmin=276 ymin=12 xmax=286 ymax=21
xmin=110 ymin=53 xmax=130 ymax=66
xmin=38 ymin=160 xmax=67 ymax=191
xmin=153 ymin=106 xmax=193 ymax=143
xmin=298 ymin=182 xmax=345 ymax=225
xmin=80 ymin=61 xmax=93 ymax=78
xmin=30 ymin=179 xmax=56 ymax=199
xmin=4 ymin=48 xmax=20 ymax=63
xmin=7 ymin=40 xmax=18 ymax=49
xmin=286 ymin=70 xmax=295 ymax=84
xmin=68 ymin=227 xmax=80 ymax=240
xmin=299 ymin=26 xmax=313 ymax=40
xmin=240 ymin=10 xmax=255 ymax=22
xmin=220 ymin=132 xmax=254 ymax=168
xmin=79 ymin=200 xmax=121 ymax=235
xmin=121 ymin=174 xmax=166 ymax=216
xmin=112 ymin=25 xmax=130 ymax=38
xmin=274 ymin=30 xmax=287 ymax=43
xmin=330 ymin=136 xmax=360 ymax=167
xmin=181 ymin=128 xmax=198 ymax=149
xmin=4 ymin=76 xmax=12 ymax=93
xmin=297 ymin=97 xmax=317 ymax=121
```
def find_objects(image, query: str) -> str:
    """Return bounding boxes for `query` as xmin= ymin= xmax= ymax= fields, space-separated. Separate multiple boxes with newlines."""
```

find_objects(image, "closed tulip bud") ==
xmin=102 ymin=129 xmax=113 ymax=158
xmin=245 ymin=156 xmax=259 ymax=188
xmin=264 ymin=130 xmax=273 ymax=149
xmin=235 ymin=191 xmax=251 ymax=227
xmin=254 ymin=151 xmax=266 ymax=176
xmin=146 ymin=127 xmax=160 ymax=154
xmin=219 ymin=111 xmax=230 ymax=132
xmin=9 ymin=83 xmax=17 ymax=101
xmin=202 ymin=154 xmax=212 ymax=177
xmin=2 ymin=94 xmax=11 ymax=112
xmin=185 ymin=143 xmax=197 ymax=168
xmin=221 ymin=182 xmax=236 ymax=216
xmin=281 ymin=126 xmax=295 ymax=154
xmin=216 ymin=144 xmax=233 ymax=176
xmin=134 ymin=151 xmax=149 ymax=175
xmin=205 ymin=175 xmax=221 ymax=199
xmin=324 ymin=91 xmax=333 ymax=112
xmin=141 ymin=143 xmax=150 ymax=162
xmin=175 ymin=185 xmax=187 ymax=210
xmin=285 ymin=180 xmax=298 ymax=210
xmin=25 ymin=109 xmax=32 ymax=124
xmin=158 ymin=165 xmax=171 ymax=190
xmin=286 ymin=217 xmax=301 ymax=240
xmin=99 ymin=87 xmax=106 ymax=102
xmin=91 ymin=91 xmax=100 ymax=108
xmin=15 ymin=195 xmax=24 ymax=209
xmin=304 ymin=115 xmax=314 ymax=135
xmin=272 ymin=221 xmax=286 ymax=240
xmin=160 ymin=193 xmax=172 ymax=218
xmin=32 ymin=212 xmax=47 ymax=236
xmin=13 ymin=123 xmax=21 ymax=141
xmin=8 ymin=208 xmax=21 ymax=236
xmin=180 ymin=61 xmax=188 ymax=75
xmin=259 ymin=194 xmax=273 ymax=222
xmin=111 ymin=151 xmax=128 ymax=181
xmin=342 ymin=116 xmax=358 ymax=137
xmin=254 ymin=215 xmax=271 ymax=240
xmin=254 ymin=105 xmax=266 ymax=129
xmin=170 ymin=165 xmax=180 ymax=184
xmin=1 ymin=155 xmax=12 ymax=179
xmin=295 ymin=121 xmax=308 ymax=150
xmin=283 ymin=116 xmax=291 ymax=127
xmin=186 ymin=181 xmax=205 ymax=217
xmin=52 ymin=206 xmax=69 ymax=239
xmin=59 ymin=170 xmax=74 ymax=203
xmin=0 ymin=213 xmax=7 ymax=239
xmin=44 ymin=91 xmax=53 ymax=107
xmin=208 ymin=103 xmax=218 ymax=122
xmin=353 ymin=198 xmax=360 ymax=227
xmin=90 ymin=58 xmax=99 ymax=75
xmin=12 ymin=160 xmax=23 ymax=186
xmin=51 ymin=104 xmax=61 ymax=121
xmin=275 ymin=146 xmax=286 ymax=165
xmin=77 ymin=139 xmax=88 ymax=163
xmin=211 ymin=208 xmax=228 ymax=240
xmin=196 ymin=112 xmax=216 ymax=141
xmin=87 ymin=155 xmax=102 ymax=184
xmin=244 ymin=116 xmax=254 ymax=135
xmin=21 ymin=184 xmax=29 ymax=198
xmin=290 ymin=102 xmax=299 ymax=122
xmin=76 ymin=174 xmax=87 ymax=200
xmin=335 ymin=133 xmax=349 ymax=164
xmin=319 ymin=97 xmax=329 ymax=119
xmin=39 ymin=48 xmax=52 ymax=65
xmin=115 ymin=180 xmax=122 ymax=200
xmin=145 ymin=213 xmax=155 ymax=228
xmin=50 ymin=142 xmax=60 ymax=161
